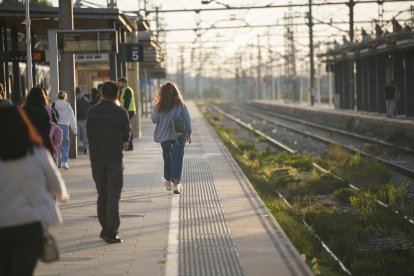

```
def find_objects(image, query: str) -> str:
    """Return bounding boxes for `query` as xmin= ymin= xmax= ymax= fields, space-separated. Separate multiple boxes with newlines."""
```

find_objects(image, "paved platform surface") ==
xmin=35 ymin=102 xmax=312 ymax=276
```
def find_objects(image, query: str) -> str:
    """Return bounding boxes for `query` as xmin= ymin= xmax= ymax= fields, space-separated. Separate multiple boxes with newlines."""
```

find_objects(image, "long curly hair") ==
xmin=153 ymin=81 xmax=183 ymax=113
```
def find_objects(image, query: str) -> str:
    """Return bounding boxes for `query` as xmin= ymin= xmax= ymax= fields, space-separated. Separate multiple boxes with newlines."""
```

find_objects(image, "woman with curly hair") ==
xmin=151 ymin=81 xmax=192 ymax=194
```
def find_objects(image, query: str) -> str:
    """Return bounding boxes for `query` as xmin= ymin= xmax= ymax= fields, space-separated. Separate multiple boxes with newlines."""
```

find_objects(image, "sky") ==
xmin=49 ymin=0 xmax=414 ymax=77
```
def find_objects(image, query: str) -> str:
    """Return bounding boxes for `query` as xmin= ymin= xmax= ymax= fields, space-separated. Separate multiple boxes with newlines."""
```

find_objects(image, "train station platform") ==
xmin=34 ymin=101 xmax=312 ymax=276
xmin=252 ymin=100 xmax=414 ymax=142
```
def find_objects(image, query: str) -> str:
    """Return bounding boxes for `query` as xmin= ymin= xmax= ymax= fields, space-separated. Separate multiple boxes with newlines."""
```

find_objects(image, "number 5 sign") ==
xmin=120 ymin=44 xmax=144 ymax=62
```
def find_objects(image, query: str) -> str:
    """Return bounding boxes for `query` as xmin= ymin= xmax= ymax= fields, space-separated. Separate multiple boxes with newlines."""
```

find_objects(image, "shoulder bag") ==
xmin=171 ymin=106 xmax=186 ymax=145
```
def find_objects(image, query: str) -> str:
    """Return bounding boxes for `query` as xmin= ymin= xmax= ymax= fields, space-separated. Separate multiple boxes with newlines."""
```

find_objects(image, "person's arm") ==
xmin=182 ymin=105 xmax=192 ymax=143
xmin=122 ymin=109 xmax=131 ymax=150
xmin=68 ymin=106 xmax=77 ymax=135
xmin=123 ymin=88 xmax=132 ymax=110
xmin=395 ymin=86 xmax=400 ymax=100
xmin=151 ymin=108 xmax=159 ymax=124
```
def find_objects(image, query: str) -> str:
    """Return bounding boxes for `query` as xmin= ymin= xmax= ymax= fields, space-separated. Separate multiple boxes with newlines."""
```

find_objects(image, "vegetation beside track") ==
xmin=201 ymin=104 xmax=414 ymax=276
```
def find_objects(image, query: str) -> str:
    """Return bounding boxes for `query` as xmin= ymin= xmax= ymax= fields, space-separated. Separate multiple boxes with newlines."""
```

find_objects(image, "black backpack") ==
xmin=51 ymin=102 xmax=59 ymax=121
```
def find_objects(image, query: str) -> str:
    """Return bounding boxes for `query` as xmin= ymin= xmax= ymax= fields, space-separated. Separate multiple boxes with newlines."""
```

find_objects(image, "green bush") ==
xmin=377 ymin=183 xmax=408 ymax=207
xmin=333 ymin=188 xmax=357 ymax=205
xmin=351 ymin=250 xmax=414 ymax=276
xmin=340 ymin=154 xmax=391 ymax=192
xmin=307 ymin=174 xmax=346 ymax=195
xmin=349 ymin=192 xmax=377 ymax=217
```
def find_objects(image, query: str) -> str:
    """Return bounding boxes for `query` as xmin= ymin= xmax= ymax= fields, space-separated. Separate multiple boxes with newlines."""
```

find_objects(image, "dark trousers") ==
xmin=161 ymin=139 xmax=185 ymax=183
xmin=128 ymin=113 xmax=135 ymax=150
xmin=92 ymin=163 xmax=123 ymax=236
xmin=0 ymin=221 xmax=43 ymax=276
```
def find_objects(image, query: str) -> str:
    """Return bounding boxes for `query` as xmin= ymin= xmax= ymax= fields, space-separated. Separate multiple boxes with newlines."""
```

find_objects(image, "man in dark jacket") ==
xmin=87 ymin=80 xmax=130 ymax=243
xmin=76 ymin=88 xmax=90 ymax=154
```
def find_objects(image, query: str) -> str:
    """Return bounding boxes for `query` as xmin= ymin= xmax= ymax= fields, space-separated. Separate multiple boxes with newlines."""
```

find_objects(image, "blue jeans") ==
xmin=59 ymin=124 xmax=70 ymax=163
xmin=161 ymin=138 xmax=185 ymax=183
xmin=77 ymin=120 xmax=88 ymax=150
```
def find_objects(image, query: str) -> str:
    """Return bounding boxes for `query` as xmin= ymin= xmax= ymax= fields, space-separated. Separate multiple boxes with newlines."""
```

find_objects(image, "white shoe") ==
xmin=164 ymin=180 xmax=172 ymax=191
xmin=173 ymin=184 xmax=182 ymax=194
xmin=161 ymin=177 xmax=172 ymax=191
xmin=62 ymin=162 xmax=69 ymax=170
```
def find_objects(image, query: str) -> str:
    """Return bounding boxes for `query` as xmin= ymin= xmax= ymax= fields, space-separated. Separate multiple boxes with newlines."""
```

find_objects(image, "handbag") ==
xmin=41 ymin=229 xmax=59 ymax=263
xmin=9 ymin=165 xmax=60 ymax=263
xmin=171 ymin=116 xmax=186 ymax=133
xmin=170 ymin=106 xmax=186 ymax=145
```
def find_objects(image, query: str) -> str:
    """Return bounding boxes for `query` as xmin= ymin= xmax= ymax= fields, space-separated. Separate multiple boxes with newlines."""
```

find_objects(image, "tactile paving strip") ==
xmin=179 ymin=153 xmax=244 ymax=276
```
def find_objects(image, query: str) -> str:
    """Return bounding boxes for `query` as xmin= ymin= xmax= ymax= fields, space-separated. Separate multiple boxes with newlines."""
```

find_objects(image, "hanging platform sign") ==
xmin=119 ymin=44 xmax=144 ymax=62
xmin=57 ymin=29 xmax=118 ymax=54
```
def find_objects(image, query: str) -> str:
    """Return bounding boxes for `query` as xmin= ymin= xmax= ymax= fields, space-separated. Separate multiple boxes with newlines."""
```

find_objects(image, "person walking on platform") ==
xmin=91 ymin=87 xmax=100 ymax=106
xmin=22 ymin=87 xmax=59 ymax=159
xmin=0 ymin=106 xmax=69 ymax=276
xmin=87 ymin=80 xmax=130 ymax=244
xmin=117 ymin=77 xmax=136 ymax=151
xmin=151 ymin=81 xmax=192 ymax=194
xmin=76 ymin=88 xmax=91 ymax=154
xmin=385 ymin=80 xmax=399 ymax=118
xmin=53 ymin=91 xmax=77 ymax=170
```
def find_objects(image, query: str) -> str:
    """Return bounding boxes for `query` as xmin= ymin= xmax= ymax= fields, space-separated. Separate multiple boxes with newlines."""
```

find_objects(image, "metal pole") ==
xmin=25 ymin=0 xmax=33 ymax=91
xmin=48 ymin=29 xmax=59 ymax=102
xmin=308 ymin=0 xmax=315 ymax=105
xmin=348 ymin=0 xmax=355 ymax=109
xmin=257 ymin=35 xmax=261 ymax=99
xmin=349 ymin=0 xmax=354 ymax=43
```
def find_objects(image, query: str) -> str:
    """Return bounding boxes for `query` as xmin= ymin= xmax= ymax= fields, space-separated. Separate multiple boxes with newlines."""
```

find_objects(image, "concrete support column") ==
xmin=59 ymin=0 xmax=77 ymax=158
xmin=368 ymin=57 xmax=376 ymax=112
xmin=393 ymin=52 xmax=405 ymax=115
xmin=355 ymin=59 xmax=363 ymax=111
xmin=108 ymin=19 xmax=117 ymax=81
xmin=0 ymin=21 xmax=5 ymax=90
xmin=376 ymin=54 xmax=386 ymax=113
xmin=405 ymin=51 xmax=414 ymax=116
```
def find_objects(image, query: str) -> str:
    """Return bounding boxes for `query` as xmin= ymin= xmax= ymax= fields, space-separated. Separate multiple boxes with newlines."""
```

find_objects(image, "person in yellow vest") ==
xmin=117 ymin=77 xmax=136 ymax=151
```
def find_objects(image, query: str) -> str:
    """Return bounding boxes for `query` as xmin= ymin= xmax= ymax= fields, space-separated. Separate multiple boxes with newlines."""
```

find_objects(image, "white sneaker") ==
xmin=62 ymin=162 xmax=69 ymax=170
xmin=173 ymin=184 xmax=182 ymax=194
xmin=161 ymin=177 xmax=172 ymax=191
xmin=164 ymin=180 xmax=172 ymax=191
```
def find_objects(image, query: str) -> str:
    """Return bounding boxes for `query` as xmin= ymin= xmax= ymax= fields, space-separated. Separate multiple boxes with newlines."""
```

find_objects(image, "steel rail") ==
xmin=248 ymin=103 xmax=414 ymax=155
xmin=212 ymin=105 xmax=414 ymax=226
xmin=237 ymin=104 xmax=414 ymax=179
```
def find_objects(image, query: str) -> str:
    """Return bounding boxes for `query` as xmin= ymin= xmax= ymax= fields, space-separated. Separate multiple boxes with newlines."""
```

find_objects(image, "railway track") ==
xmin=206 ymin=103 xmax=414 ymax=275
xmin=212 ymin=104 xmax=414 ymax=225
xmin=227 ymin=103 xmax=414 ymax=179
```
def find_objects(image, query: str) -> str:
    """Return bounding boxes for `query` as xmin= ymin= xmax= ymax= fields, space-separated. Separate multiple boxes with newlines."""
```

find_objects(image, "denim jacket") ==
xmin=151 ymin=103 xmax=192 ymax=143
